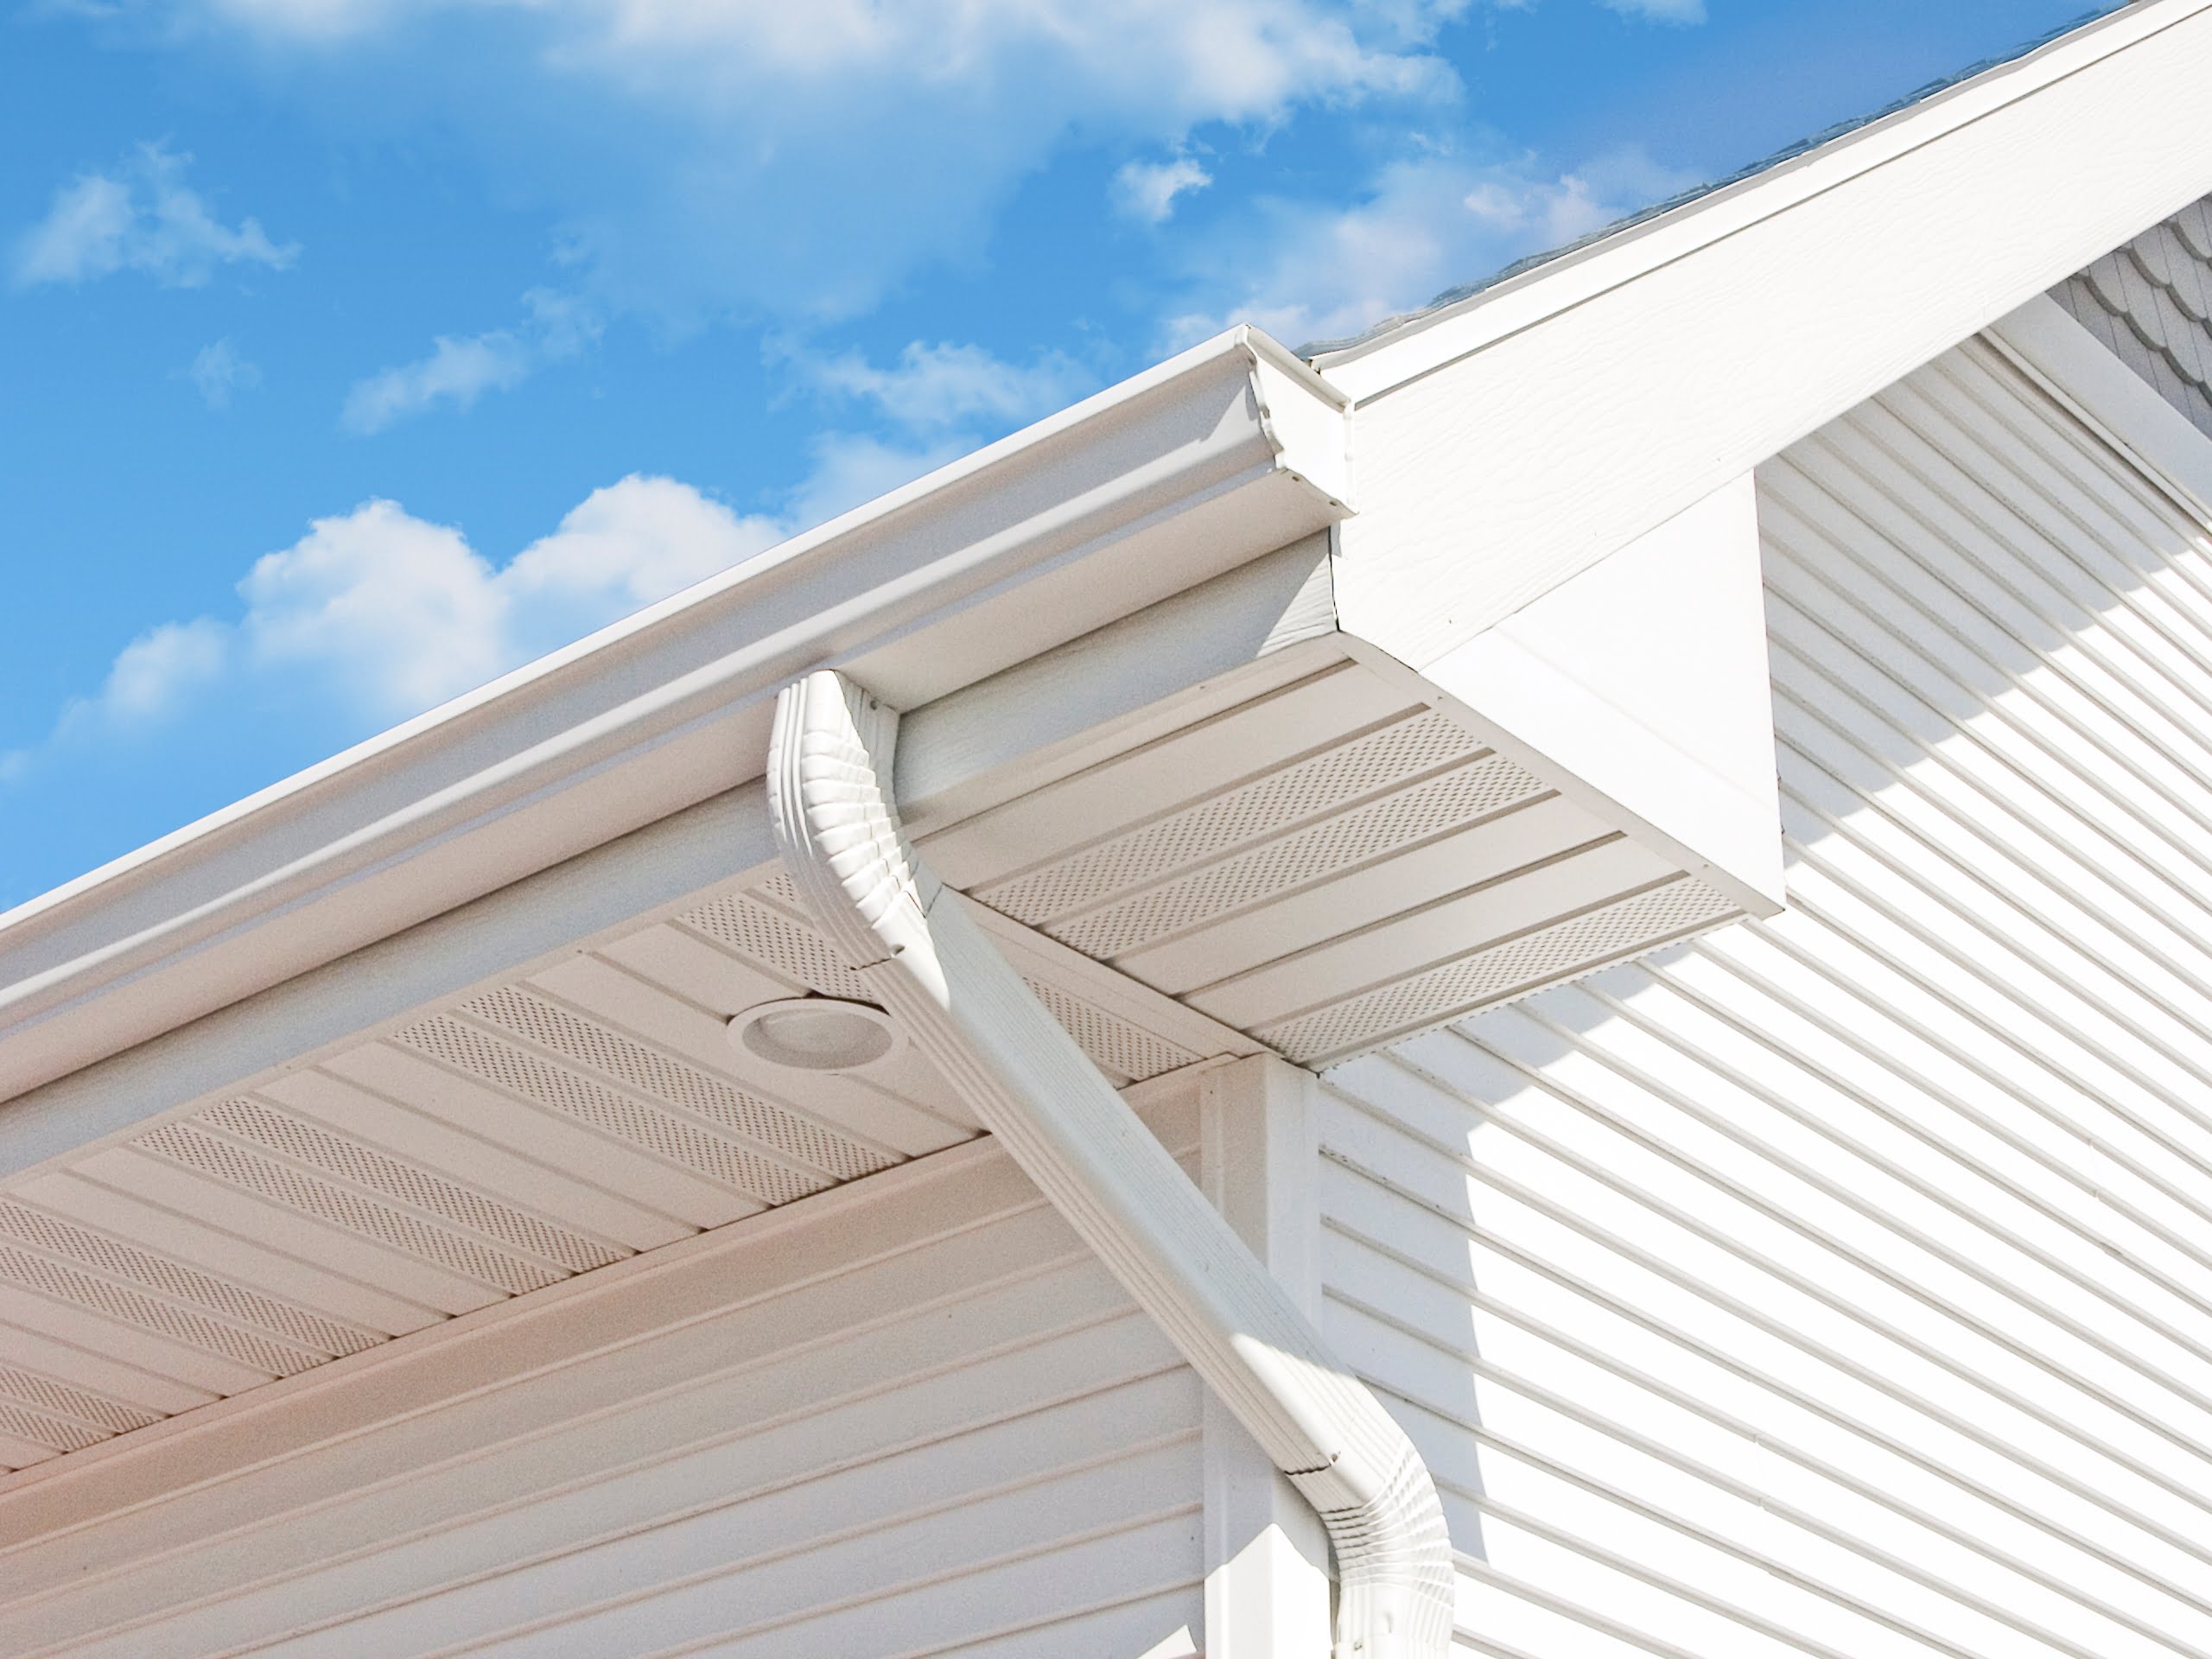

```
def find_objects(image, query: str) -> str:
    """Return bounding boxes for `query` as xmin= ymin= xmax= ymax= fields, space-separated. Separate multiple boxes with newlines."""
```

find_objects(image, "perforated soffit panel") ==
xmin=0 ymin=655 xmax=1739 ymax=1470
xmin=931 ymin=657 xmax=1741 ymax=1065
xmin=0 ymin=872 xmax=1224 ymax=1471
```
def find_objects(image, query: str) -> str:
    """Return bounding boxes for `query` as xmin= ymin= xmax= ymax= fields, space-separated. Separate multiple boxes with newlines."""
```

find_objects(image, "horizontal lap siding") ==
xmin=0 ymin=1118 xmax=1206 ymax=1658
xmin=1323 ymin=337 xmax=2212 ymax=1659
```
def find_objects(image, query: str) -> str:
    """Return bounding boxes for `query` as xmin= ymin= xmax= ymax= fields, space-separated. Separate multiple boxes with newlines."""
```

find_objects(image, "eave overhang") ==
xmin=0 ymin=328 xmax=1348 ymax=1109
xmin=11 ymin=0 xmax=2212 ymax=1474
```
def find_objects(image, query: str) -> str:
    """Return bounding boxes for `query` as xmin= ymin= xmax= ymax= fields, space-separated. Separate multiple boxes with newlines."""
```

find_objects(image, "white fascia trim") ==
xmin=1321 ymin=0 xmax=2212 ymax=672
xmin=768 ymin=669 xmax=1454 ymax=1659
xmin=0 ymin=327 xmax=1347 ymax=1105
xmin=1314 ymin=0 xmax=2212 ymax=401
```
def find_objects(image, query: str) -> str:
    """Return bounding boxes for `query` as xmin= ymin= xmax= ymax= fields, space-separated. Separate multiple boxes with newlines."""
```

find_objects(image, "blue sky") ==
xmin=1 ymin=0 xmax=2108 ymax=910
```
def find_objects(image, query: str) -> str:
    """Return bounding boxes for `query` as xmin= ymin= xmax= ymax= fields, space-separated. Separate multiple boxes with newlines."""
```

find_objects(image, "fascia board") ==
xmin=0 ymin=328 xmax=1349 ymax=1107
xmin=1326 ymin=0 xmax=2212 ymax=670
xmin=1314 ymin=0 xmax=2212 ymax=400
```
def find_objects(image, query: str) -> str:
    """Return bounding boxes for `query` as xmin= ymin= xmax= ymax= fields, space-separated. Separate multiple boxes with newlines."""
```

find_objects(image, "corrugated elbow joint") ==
xmin=1295 ymin=1442 xmax=1458 ymax=1656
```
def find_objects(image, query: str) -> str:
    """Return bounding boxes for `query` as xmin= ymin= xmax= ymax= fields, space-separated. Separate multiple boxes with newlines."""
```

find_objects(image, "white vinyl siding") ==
xmin=0 ymin=1098 xmax=1207 ymax=1658
xmin=1322 ymin=334 xmax=2212 ymax=1659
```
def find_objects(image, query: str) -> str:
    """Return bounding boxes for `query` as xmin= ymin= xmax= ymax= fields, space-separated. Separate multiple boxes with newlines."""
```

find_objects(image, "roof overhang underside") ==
xmin=5 ymin=0 xmax=2212 ymax=1471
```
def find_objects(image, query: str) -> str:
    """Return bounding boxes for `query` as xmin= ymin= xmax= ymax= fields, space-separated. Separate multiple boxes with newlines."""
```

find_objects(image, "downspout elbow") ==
xmin=768 ymin=669 xmax=1454 ymax=1658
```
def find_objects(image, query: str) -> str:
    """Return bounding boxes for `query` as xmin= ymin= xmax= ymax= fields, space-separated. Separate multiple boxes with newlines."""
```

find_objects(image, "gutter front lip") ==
xmin=1 ymin=327 xmax=1352 ymax=1103
xmin=2 ymin=325 xmax=1335 ymax=949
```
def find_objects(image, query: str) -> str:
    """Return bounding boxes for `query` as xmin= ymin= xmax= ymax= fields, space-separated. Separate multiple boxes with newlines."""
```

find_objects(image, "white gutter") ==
xmin=0 ymin=327 xmax=1348 ymax=1107
xmin=768 ymin=669 xmax=1455 ymax=1659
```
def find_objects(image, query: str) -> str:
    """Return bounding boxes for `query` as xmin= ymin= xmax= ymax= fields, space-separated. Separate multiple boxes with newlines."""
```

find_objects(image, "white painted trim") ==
xmin=768 ymin=669 xmax=1455 ymax=1659
xmin=1314 ymin=0 xmax=2212 ymax=397
xmin=1199 ymin=1056 xmax=1332 ymax=1659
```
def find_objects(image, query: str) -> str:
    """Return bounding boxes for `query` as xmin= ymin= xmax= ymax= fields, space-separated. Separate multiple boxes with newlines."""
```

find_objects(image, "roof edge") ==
xmin=0 ymin=326 xmax=1348 ymax=1105
xmin=1311 ymin=0 xmax=2188 ymax=400
xmin=0 ymin=325 xmax=1329 ymax=950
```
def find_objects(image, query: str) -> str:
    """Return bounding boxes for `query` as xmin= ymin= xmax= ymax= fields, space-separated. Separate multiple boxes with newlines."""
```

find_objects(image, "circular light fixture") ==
xmin=728 ymin=997 xmax=899 ymax=1073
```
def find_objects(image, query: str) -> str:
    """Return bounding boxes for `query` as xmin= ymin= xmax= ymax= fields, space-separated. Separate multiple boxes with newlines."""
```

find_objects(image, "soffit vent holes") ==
xmin=1262 ymin=878 xmax=1740 ymax=1065
xmin=197 ymin=1099 xmax=619 ymax=1277
xmin=0 ymin=1198 xmax=377 ymax=1361
xmin=134 ymin=1122 xmax=563 ymax=1299
xmin=461 ymin=988 xmax=887 ymax=1182
xmin=0 ymin=1235 xmax=321 ymax=1378
xmin=684 ymin=893 xmax=874 ymax=1002
xmin=0 ymin=1364 xmax=156 ymax=1434
xmin=0 ymin=1399 xmax=108 ymax=1455
xmin=983 ymin=711 xmax=1481 ymax=925
xmin=391 ymin=1017 xmax=831 ymax=1209
xmin=1050 ymin=754 xmax=1547 ymax=960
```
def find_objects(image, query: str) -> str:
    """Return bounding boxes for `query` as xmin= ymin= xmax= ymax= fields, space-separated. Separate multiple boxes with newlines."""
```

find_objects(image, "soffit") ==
xmin=0 ymin=627 xmax=1751 ymax=1470
xmin=0 ymin=865 xmax=1241 ymax=1471
xmin=925 ymin=655 xmax=1740 ymax=1069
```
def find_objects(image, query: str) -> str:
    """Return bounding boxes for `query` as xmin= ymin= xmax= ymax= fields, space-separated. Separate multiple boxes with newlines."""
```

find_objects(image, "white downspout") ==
xmin=768 ymin=669 xmax=1455 ymax=1659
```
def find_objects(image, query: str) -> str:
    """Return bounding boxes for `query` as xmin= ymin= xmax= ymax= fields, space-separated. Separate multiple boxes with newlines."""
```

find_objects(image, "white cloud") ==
xmin=204 ymin=0 xmax=1461 ymax=110
xmin=343 ymin=289 xmax=601 ymax=433
xmin=173 ymin=0 xmax=1466 ymax=323
xmin=772 ymin=338 xmax=1099 ymax=524
xmin=14 ymin=475 xmax=781 ymax=760
xmin=188 ymin=339 xmax=260 ymax=409
xmin=12 ymin=143 xmax=297 ymax=289
xmin=10 ymin=333 xmax=1103 ymax=779
xmin=802 ymin=340 xmax=1094 ymax=435
xmin=341 ymin=334 xmax=531 ymax=434
xmin=97 ymin=620 xmax=232 ymax=721
xmin=239 ymin=478 xmax=779 ymax=715
xmin=1599 ymin=0 xmax=1705 ymax=22
xmin=500 ymin=474 xmax=787 ymax=652
xmin=1113 ymin=156 xmax=1215 ymax=224
xmin=8 ymin=617 xmax=233 ymax=778
xmin=238 ymin=502 xmax=513 ymax=713
xmin=1163 ymin=140 xmax=1698 ymax=349
xmin=781 ymin=430 xmax=974 ymax=533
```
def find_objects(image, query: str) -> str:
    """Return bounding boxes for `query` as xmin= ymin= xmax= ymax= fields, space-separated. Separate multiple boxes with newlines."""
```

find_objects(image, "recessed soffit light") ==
xmin=728 ymin=997 xmax=899 ymax=1073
